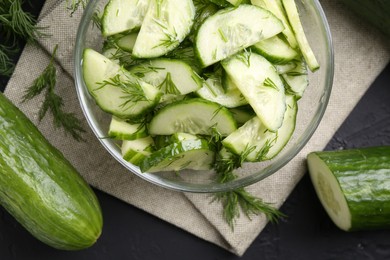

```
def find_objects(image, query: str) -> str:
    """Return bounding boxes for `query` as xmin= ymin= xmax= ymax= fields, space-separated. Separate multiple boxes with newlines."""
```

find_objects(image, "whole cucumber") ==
xmin=0 ymin=93 xmax=103 ymax=250
xmin=308 ymin=146 xmax=390 ymax=231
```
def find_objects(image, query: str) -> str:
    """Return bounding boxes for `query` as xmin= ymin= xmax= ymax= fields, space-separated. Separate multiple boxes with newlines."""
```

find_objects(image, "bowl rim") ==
xmin=74 ymin=0 xmax=334 ymax=193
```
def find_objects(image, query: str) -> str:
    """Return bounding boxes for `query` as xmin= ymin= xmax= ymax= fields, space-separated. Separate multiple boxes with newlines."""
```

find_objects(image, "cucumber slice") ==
xmin=102 ymin=0 xmax=150 ymax=36
xmin=307 ymin=146 xmax=390 ymax=231
xmin=121 ymin=136 xmax=154 ymax=166
xmin=82 ymin=48 xmax=161 ymax=119
xmin=275 ymin=61 xmax=297 ymax=74
xmin=115 ymin=32 xmax=138 ymax=52
xmin=132 ymin=0 xmax=195 ymax=58
xmin=140 ymin=138 xmax=214 ymax=172
xmin=251 ymin=0 xmax=298 ymax=48
xmin=195 ymin=4 xmax=284 ymax=67
xmin=222 ymin=51 xmax=286 ymax=131
xmin=282 ymin=60 xmax=308 ymax=98
xmin=222 ymin=94 xmax=296 ymax=161
xmin=108 ymin=116 xmax=147 ymax=140
xmin=282 ymin=0 xmax=320 ymax=71
xmin=148 ymin=98 xmax=237 ymax=136
xmin=196 ymin=73 xmax=247 ymax=108
xmin=129 ymin=58 xmax=203 ymax=97
xmin=252 ymin=35 xmax=298 ymax=64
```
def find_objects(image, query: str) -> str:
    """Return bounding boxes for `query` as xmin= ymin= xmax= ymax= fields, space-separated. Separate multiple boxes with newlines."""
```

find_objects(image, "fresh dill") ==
xmin=97 ymin=71 xmax=148 ymax=109
xmin=263 ymin=77 xmax=279 ymax=91
xmin=236 ymin=49 xmax=252 ymax=67
xmin=153 ymin=19 xmax=179 ymax=49
xmin=0 ymin=0 xmax=48 ymax=43
xmin=22 ymin=45 xmax=86 ymax=141
xmin=209 ymin=131 xmax=285 ymax=229
xmin=66 ymin=0 xmax=87 ymax=15
xmin=0 ymin=43 xmax=17 ymax=77
xmin=157 ymin=72 xmax=181 ymax=95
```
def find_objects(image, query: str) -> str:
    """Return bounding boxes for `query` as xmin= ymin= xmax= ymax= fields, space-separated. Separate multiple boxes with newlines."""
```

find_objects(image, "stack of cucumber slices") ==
xmin=82 ymin=0 xmax=319 ymax=173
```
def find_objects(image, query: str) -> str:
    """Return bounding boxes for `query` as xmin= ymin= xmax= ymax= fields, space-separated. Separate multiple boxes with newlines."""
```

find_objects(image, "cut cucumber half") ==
xmin=222 ymin=94 xmax=296 ymax=161
xmin=101 ymin=0 xmax=150 ymax=36
xmin=129 ymin=58 xmax=203 ymax=97
xmin=196 ymin=74 xmax=247 ymax=108
xmin=282 ymin=0 xmax=320 ymax=71
xmin=140 ymin=138 xmax=214 ymax=172
xmin=195 ymin=4 xmax=284 ymax=67
xmin=121 ymin=136 xmax=154 ymax=166
xmin=251 ymin=0 xmax=298 ymax=48
xmin=307 ymin=146 xmax=390 ymax=231
xmin=252 ymin=34 xmax=298 ymax=64
xmin=82 ymin=48 xmax=161 ymax=119
xmin=222 ymin=51 xmax=286 ymax=131
xmin=108 ymin=116 xmax=147 ymax=140
xmin=282 ymin=60 xmax=308 ymax=98
xmin=148 ymin=98 xmax=237 ymax=136
xmin=132 ymin=0 xmax=195 ymax=58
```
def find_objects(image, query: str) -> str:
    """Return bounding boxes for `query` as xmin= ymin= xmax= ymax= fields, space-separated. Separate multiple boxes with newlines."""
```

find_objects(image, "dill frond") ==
xmin=0 ymin=0 xmax=48 ymax=43
xmin=22 ymin=45 xmax=86 ymax=141
xmin=66 ymin=0 xmax=87 ymax=15
xmin=212 ymin=145 xmax=285 ymax=229
xmin=0 ymin=44 xmax=18 ymax=76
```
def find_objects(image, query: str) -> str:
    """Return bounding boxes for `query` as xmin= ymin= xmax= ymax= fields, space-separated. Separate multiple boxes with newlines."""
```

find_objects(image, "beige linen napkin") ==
xmin=5 ymin=0 xmax=390 ymax=256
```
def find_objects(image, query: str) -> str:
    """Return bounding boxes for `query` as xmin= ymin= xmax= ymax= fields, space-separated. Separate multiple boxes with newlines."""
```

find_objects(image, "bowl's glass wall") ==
xmin=74 ymin=0 xmax=333 ymax=192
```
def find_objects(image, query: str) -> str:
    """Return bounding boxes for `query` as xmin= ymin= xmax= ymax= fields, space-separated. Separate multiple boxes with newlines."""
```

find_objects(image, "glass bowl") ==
xmin=74 ymin=0 xmax=334 ymax=193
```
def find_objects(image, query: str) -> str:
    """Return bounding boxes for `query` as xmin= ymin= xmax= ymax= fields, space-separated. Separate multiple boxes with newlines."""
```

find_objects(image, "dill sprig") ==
xmin=0 ymin=43 xmax=18 ymax=76
xmin=0 ymin=0 xmax=48 ymax=43
xmin=66 ymin=0 xmax=87 ymax=15
xmin=209 ymin=130 xmax=285 ymax=229
xmin=97 ymin=71 xmax=148 ymax=109
xmin=22 ymin=45 xmax=86 ymax=141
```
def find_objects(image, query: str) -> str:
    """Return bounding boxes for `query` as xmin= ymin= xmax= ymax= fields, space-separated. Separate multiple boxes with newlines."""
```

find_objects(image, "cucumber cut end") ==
xmin=307 ymin=153 xmax=352 ymax=231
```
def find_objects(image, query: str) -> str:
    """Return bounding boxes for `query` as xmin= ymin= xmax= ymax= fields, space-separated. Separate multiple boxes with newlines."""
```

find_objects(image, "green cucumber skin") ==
xmin=0 ymin=93 xmax=103 ymax=250
xmin=313 ymin=146 xmax=390 ymax=231
xmin=340 ymin=0 xmax=390 ymax=37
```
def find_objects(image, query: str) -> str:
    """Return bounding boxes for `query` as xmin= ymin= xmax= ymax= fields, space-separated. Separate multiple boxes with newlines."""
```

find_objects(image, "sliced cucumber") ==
xmin=196 ymin=74 xmax=247 ymax=108
xmin=282 ymin=59 xmax=308 ymax=98
xmin=275 ymin=61 xmax=297 ymax=74
xmin=252 ymin=35 xmax=298 ymax=64
xmin=121 ymin=136 xmax=154 ymax=166
xmin=195 ymin=4 xmax=284 ymax=67
xmin=132 ymin=0 xmax=195 ymax=58
xmin=140 ymin=138 xmax=214 ymax=172
xmin=115 ymin=32 xmax=138 ymax=52
xmin=82 ymin=48 xmax=161 ymax=119
xmin=108 ymin=116 xmax=147 ymax=140
xmin=251 ymin=0 xmax=298 ymax=48
xmin=282 ymin=0 xmax=320 ymax=71
xmin=222 ymin=51 xmax=286 ymax=131
xmin=307 ymin=146 xmax=390 ymax=231
xmin=222 ymin=94 xmax=296 ymax=161
xmin=129 ymin=58 xmax=203 ymax=97
xmin=102 ymin=0 xmax=150 ymax=36
xmin=148 ymin=98 xmax=237 ymax=136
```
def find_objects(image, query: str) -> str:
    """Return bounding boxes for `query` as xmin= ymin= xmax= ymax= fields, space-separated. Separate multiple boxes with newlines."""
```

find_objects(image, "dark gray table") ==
xmin=1 ymin=2 xmax=389 ymax=259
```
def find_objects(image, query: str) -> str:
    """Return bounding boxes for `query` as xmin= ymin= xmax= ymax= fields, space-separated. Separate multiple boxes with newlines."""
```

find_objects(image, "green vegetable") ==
xmin=22 ymin=45 xmax=86 ymax=141
xmin=213 ymin=147 xmax=285 ymax=228
xmin=0 ymin=92 xmax=103 ymax=250
xmin=307 ymin=146 xmax=390 ymax=231
xmin=340 ymin=0 xmax=390 ymax=37
xmin=0 ymin=0 xmax=47 ymax=77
